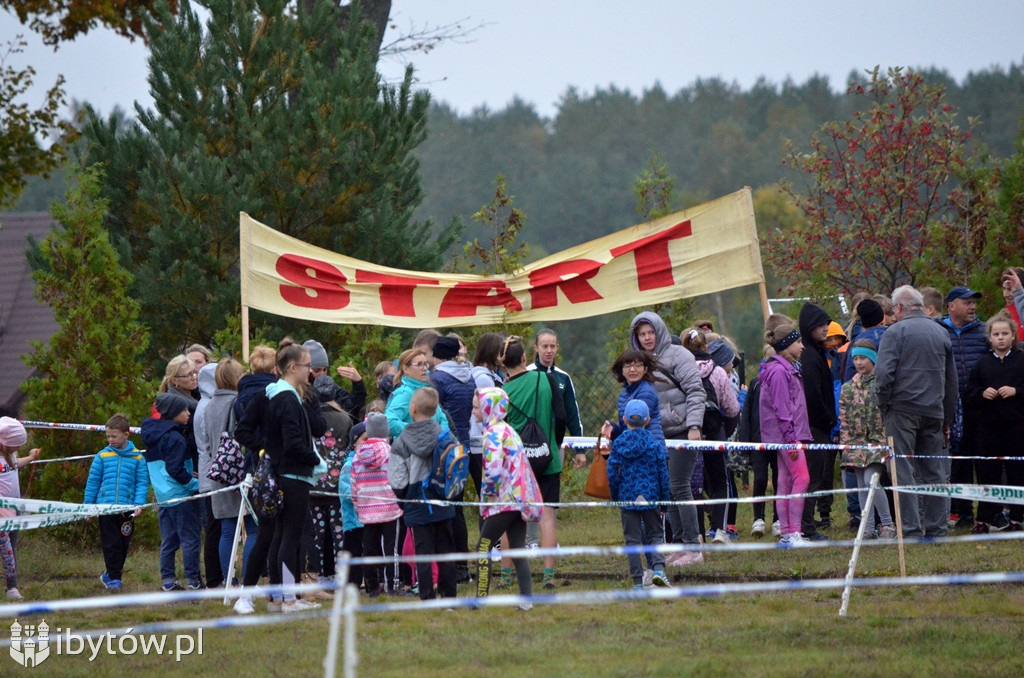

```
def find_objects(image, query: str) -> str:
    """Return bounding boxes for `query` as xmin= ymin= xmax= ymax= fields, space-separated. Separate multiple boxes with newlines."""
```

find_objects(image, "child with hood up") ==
xmin=473 ymin=387 xmax=543 ymax=609
xmin=350 ymin=412 xmax=402 ymax=597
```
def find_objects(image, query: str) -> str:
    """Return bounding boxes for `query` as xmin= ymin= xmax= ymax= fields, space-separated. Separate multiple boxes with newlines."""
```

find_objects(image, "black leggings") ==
xmin=750 ymin=449 xmax=779 ymax=522
xmin=242 ymin=514 xmax=277 ymax=587
xmin=476 ymin=511 xmax=531 ymax=598
xmin=362 ymin=520 xmax=399 ymax=593
xmin=271 ymin=476 xmax=311 ymax=602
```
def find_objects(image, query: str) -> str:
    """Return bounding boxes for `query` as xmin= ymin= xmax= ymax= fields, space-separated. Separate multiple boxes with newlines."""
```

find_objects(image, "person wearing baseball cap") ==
xmin=607 ymin=398 xmax=672 ymax=588
xmin=939 ymin=285 xmax=987 ymax=529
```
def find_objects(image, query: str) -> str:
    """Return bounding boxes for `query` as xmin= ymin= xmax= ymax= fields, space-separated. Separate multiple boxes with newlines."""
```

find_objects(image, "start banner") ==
xmin=239 ymin=187 xmax=763 ymax=327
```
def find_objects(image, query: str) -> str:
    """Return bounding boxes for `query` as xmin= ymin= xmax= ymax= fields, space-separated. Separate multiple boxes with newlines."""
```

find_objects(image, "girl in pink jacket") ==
xmin=758 ymin=317 xmax=813 ymax=547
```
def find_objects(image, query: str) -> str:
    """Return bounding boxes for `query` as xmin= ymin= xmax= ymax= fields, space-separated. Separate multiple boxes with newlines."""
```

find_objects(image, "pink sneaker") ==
xmin=669 ymin=551 xmax=704 ymax=566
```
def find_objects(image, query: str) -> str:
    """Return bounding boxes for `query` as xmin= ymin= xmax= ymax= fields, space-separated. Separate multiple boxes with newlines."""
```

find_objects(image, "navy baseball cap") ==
xmin=624 ymin=400 xmax=650 ymax=425
xmin=945 ymin=286 xmax=982 ymax=304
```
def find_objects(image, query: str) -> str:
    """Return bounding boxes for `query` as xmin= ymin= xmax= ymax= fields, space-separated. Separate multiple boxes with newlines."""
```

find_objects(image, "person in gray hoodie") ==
xmin=197 ymin=358 xmax=254 ymax=586
xmin=388 ymin=387 xmax=457 ymax=601
xmin=629 ymin=311 xmax=706 ymax=565
xmin=192 ymin=362 xmax=223 ymax=587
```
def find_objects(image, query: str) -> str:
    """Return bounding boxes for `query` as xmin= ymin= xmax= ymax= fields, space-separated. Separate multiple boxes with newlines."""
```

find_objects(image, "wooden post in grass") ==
xmin=888 ymin=438 xmax=907 ymax=579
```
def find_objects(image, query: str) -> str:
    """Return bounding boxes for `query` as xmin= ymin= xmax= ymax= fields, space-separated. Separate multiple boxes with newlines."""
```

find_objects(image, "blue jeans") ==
xmin=158 ymin=502 xmax=201 ymax=586
xmin=220 ymin=514 xmax=258 ymax=583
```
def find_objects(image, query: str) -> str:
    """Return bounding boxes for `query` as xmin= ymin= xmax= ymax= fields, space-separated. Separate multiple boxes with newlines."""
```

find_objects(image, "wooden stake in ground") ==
xmin=888 ymin=437 xmax=907 ymax=579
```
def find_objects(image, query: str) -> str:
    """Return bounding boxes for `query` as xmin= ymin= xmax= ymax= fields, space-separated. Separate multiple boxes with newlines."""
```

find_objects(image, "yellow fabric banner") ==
xmin=239 ymin=187 xmax=763 ymax=327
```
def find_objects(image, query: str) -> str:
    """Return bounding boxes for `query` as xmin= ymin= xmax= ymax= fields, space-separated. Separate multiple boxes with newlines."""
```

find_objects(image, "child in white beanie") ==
xmin=0 ymin=417 xmax=41 ymax=600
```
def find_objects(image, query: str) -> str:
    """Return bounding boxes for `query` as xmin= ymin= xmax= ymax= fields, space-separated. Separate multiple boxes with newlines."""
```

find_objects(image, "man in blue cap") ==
xmin=939 ymin=285 xmax=989 ymax=530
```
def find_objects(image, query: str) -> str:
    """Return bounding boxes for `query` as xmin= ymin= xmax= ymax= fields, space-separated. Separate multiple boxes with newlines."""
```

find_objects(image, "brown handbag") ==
xmin=583 ymin=434 xmax=611 ymax=499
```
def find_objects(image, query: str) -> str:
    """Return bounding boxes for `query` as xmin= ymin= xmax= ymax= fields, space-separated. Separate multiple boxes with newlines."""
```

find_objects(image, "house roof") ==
xmin=0 ymin=212 xmax=59 ymax=417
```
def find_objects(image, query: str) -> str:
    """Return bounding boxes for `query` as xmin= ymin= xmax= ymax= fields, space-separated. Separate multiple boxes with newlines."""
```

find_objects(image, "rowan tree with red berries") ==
xmin=766 ymin=66 xmax=974 ymax=296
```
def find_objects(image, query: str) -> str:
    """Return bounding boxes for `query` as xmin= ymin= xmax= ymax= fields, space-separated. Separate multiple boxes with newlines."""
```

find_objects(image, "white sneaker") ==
xmin=771 ymin=520 xmax=782 ymax=537
xmin=751 ymin=519 xmax=766 ymax=538
xmin=788 ymin=533 xmax=813 ymax=548
xmin=517 ymin=601 xmax=533 ymax=611
xmin=233 ymin=596 xmax=255 ymax=615
xmin=6 ymin=588 xmax=23 ymax=600
xmin=282 ymin=598 xmax=322 ymax=614
xmin=671 ymin=551 xmax=704 ymax=566
xmin=712 ymin=529 xmax=730 ymax=545
xmin=641 ymin=569 xmax=654 ymax=588
xmin=266 ymin=600 xmax=283 ymax=613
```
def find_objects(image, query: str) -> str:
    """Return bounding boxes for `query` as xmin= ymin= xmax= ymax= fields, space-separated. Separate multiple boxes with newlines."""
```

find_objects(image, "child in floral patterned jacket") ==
xmin=839 ymin=339 xmax=895 ymax=538
xmin=472 ymin=387 xmax=542 ymax=608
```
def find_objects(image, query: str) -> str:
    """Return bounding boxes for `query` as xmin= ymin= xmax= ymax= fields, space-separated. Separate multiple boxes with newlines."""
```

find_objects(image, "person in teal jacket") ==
xmin=84 ymin=413 xmax=149 ymax=591
xmin=142 ymin=392 xmax=201 ymax=591
xmin=385 ymin=348 xmax=450 ymax=438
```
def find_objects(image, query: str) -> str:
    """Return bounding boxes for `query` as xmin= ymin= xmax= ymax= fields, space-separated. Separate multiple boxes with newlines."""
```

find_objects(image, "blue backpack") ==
xmin=423 ymin=429 xmax=469 ymax=502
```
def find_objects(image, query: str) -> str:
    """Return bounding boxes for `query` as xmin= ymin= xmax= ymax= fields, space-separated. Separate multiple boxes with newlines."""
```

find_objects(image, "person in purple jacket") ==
xmin=759 ymin=316 xmax=813 ymax=547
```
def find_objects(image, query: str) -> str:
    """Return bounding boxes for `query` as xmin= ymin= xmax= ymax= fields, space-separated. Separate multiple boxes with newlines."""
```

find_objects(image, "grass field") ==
xmin=5 ymin=466 xmax=1024 ymax=677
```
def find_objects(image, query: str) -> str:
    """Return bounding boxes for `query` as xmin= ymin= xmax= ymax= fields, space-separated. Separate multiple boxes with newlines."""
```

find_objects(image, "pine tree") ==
xmin=22 ymin=165 xmax=153 ymax=540
xmin=82 ymin=0 xmax=459 ymax=363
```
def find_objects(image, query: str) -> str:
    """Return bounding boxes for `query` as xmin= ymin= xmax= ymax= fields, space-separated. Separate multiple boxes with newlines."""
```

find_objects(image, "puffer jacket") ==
xmin=141 ymin=417 xmax=199 ymax=503
xmin=696 ymin=356 xmax=741 ymax=419
xmin=629 ymin=311 xmax=705 ymax=437
xmin=430 ymin=360 xmax=476 ymax=444
xmin=350 ymin=439 xmax=402 ymax=524
xmin=84 ymin=441 xmax=149 ymax=506
xmin=608 ymin=379 xmax=664 ymax=445
xmin=937 ymin=316 xmax=988 ymax=393
xmin=607 ymin=427 xmax=670 ymax=510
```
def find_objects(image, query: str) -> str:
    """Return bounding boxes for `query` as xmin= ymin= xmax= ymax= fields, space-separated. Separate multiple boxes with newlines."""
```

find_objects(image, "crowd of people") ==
xmin=4 ymin=269 xmax=1023 ymax=608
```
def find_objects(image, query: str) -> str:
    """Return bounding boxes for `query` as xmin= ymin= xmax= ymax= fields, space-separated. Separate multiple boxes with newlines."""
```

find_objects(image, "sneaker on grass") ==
xmin=282 ymin=598 xmax=321 ymax=614
xmin=233 ymin=596 xmax=255 ymax=615
xmin=750 ymin=519 xmax=766 ymax=538
xmin=650 ymin=569 xmax=670 ymax=587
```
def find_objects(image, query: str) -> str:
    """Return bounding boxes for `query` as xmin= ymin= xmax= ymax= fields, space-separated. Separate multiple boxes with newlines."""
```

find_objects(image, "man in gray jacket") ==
xmin=874 ymin=285 xmax=958 ymax=538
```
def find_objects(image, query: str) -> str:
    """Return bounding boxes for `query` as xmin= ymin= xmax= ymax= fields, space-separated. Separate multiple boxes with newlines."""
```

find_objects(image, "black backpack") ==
xmin=701 ymin=374 xmax=723 ymax=438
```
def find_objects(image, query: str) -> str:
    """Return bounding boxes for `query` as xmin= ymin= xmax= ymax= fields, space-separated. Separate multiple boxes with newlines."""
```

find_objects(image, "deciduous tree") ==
xmin=0 ymin=37 xmax=73 ymax=211
xmin=767 ymin=67 xmax=973 ymax=296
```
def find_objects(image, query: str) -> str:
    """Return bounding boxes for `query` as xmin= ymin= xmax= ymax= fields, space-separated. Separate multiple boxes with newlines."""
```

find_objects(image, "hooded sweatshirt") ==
xmin=607 ymin=427 xmax=670 ymax=510
xmin=430 ymin=360 xmax=476 ymax=444
xmin=477 ymin=388 xmax=542 ymax=522
xmin=199 ymin=382 xmax=241 ymax=520
xmin=628 ymin=311 xmax=705 ymax=437
xmin=263 ymin=380 xmax=319 ymax=479
xmin=193 ymin=363 xmax=218 ymax=464
xmin=84 ymin=440 xmax=149 ymax=506
xmin=798 ymin=302 xmax=838 ymax=434
xmin=389 ymin=417 xmax=454 ymax=526
xmin=141 ymin=417 xmax=199 ymax=504
xmin=350 ymin=439 xmax=402 ymax=524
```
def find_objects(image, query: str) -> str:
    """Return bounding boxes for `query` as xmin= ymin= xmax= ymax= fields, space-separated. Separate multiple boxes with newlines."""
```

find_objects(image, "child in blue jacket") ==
xmin=607 ymin=400 xmax=672 ymax=589
xmin=84 ymin=414 xmax=149 ymax=591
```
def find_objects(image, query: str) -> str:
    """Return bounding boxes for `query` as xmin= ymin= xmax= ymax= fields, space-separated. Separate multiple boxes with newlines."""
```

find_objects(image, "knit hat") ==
xmin=624 ymin=400 xmax=650 ymax=426
xmin=313 ymin=375 xmax=337 ymax=402
xmin=0 ymin=417 xmax=27 ymax=447
xmin=154 ymin=392 xmax=192 ymax=420
xmin=856 ymin=299 xmax=884 ymax=329
xmin=432 ymin=336 xmax=461 ymax=361
xmin=708 ymin=339 xmax=735 ymax=368
xmin=349 ymin=421 xmax=367 ymax=447
xmin=365 ymin=412 xmax=389 ymax=439
xmin=302 ymin=340 xmax=329 ymax=368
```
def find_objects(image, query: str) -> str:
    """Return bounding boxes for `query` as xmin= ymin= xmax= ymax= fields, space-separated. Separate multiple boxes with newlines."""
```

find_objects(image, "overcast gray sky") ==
xmin=3 ymin=1 xmax=1023 ymax=120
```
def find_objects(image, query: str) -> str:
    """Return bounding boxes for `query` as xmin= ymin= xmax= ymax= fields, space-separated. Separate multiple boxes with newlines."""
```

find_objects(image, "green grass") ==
xmin=7 ymin=466 xmax=1024 ymax=677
